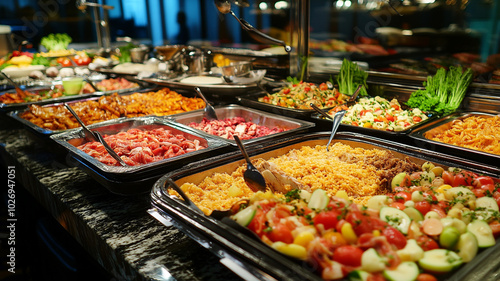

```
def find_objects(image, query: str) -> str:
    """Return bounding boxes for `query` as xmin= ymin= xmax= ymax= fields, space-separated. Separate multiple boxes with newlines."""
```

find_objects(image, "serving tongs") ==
xmin=63 ymin=103 xmax=129 ymax=167
xmin=0 ymin=71 xmax=27 ymax=99
xmin=310 ymin=103 xmax=346 ymax=152
xmin=214 ymin=0 xmax=291 ymax=53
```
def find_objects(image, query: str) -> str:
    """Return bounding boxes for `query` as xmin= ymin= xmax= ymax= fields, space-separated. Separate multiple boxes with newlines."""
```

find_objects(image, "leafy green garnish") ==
xmin=40 ymin=33 xmax=72 ymax=51
xmin=406 ymin=66 xmax=473 ymax=115
xmin=31 ymin=54 xmax=51 ymax=66
xmin=336 ymin=58 xmax=368 ymax=96
xmin=117 ymin=43 xmax=138 ymax=63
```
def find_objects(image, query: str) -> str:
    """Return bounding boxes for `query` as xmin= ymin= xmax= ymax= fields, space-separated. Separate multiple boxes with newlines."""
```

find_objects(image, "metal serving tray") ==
xmin=409 ymin=111 xmax=500 ymax=166
xmin=237 ymin=92 xmax=328 ymax=120
xmin=50 ymin=116 xmax=229 ymax=195
xmin=310 ymin=100 xmax=435 ymax=137
xmin=8 ymin=87 xmax=195 ymax=137
xmin=0 ymin=86 xmax=102 ymax=112
xmin=140 ymin=74 xmax=261 ymax=97
xmin=149 ymin=131 xmax=499 ymax=281
xmin=168 ymin=104 xmax=315 ymax=147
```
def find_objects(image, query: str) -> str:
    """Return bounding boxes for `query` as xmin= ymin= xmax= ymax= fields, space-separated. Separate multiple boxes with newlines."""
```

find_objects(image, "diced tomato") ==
xmin=385 ymin=113 xmax=395 ymax=122
xmin=416 ymin=273 xmax=438 ymax=281
xmin=416 ymin=235 xmax=439 ymax=251
xmin=345 ymin=209 xmax=387 ymax=235
xmin=352 ymin=122 xmax=359 ymax=126
xmin=332 ymin=245 xmax=363 ymax=267
xmin=442 ymin=171 xmax=455 ymax=185
xmin=247 ymin=208 xmax=266 ymax=236
xmin=283 ymin=88 xmax=290 ymax=94
xmin=304 ymin=86 xmax=311 ymax=92
xmin=319 ymin=83 xmax=329 ymax=91
xmin=262 ymin=96 xmax=270 ymax=102
xmin=413 ymin=116 xmax=422 ymax=123
xmin=473 ymin=188 xmax=488 ymax=198
xmin=266 ymin=223 xmax=294 ymax=244
xmin=313 ymin=210 xmax=340 ymax=231
xmin=414 ymin=201 xmax=431 ymax=216
xmin=383 ymin=227 xmax=407 ymax=249
xmin=74 ymin=55 xmax=91 ymax=66
xmin=359 ymin=109 xmax=372 ymax=116
xmin=452 ymin=171 xmax=476 ymax=187
xmin=430 ymin=205 xmax=446 ymax=218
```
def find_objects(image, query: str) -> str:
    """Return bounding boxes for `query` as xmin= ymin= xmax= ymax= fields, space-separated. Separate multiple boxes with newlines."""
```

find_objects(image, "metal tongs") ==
xmin=63 ymin=103 xmax=129 ymax=167
xmin=1 ymin=71 xmax=27 ymax=99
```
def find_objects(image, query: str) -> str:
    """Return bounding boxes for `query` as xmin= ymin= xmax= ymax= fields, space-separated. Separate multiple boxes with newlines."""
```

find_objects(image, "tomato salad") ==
xmin=329 ymin=96 xmax=429 ymax=132
xmin=231 ymin=163 xmax=500 ymax=281
xmin=258 ymin=81 xmax=350 ymax=109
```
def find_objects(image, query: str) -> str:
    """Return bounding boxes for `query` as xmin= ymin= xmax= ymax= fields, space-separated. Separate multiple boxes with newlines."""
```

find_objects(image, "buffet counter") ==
xmin=0 ymin=114 xmax=240 ymax=281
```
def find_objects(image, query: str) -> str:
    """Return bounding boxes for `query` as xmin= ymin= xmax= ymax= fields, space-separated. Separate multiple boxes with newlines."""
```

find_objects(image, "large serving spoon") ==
xmin=214 ymin=0 xmax=291 ymax=53
xmin=194 ymin=87 xmax=218 ymax=120
xmin=0 ymin=71 xmax=27 ymax=99
xmin=325 ymin=110 xmax=347 ymax=152
xmin=233 ymin=135 xmax=267 ymax=193
xmin=63 ymin=103 xmax=129 ymax=167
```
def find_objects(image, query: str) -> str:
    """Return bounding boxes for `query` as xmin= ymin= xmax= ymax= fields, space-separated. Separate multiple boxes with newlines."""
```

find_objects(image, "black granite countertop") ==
xmin=0 ymin=114 xmax=241 ymax=281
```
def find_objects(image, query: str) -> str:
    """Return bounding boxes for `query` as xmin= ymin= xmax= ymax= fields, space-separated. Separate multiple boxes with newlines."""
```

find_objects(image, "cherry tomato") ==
xmin=56 ymin=57 xmax=72 ymax=67
xmin=346 ymin=209 xmax=387 ymax=235
xmin=430 ymin=205 xmax=446 ymax=218
xmin=442 ymin=171 xmax=455 ymax=185
xmin=473 ymin=188 xmax=488 ymax=198
xmin=393 ymin=191 xmax=411 ymax=203
xmin=416 ymin=273 xmax=438 ymax=281
xmin=390 ymin=202 xmax=406 ymax=210
xmin=473 ymin=176 xmax=495 ymax=188
xmin=390 ymin=104 xmax=400 ymax=110
xmin=452 ymin=170 xmax=477 ymax=187
xmin=414 ymin=201 xmax=431 ymax=216
xmin=489 ymin=221 xmax=500 ymax=238
xmin=417 ymin=235 xmax=439 ymax=251
xmin=413 ymin=116 xmax=422 ymax=123
xmin=383 ymin=226 xmax=407 ymax=249
xmin=74 ymin=55 xmax=91 ymax=66
xmin=313 ymin=210 xmax=340 ymax=231
xmin=319 ymin=83 xmax=328 ymax=91
xmin=266 ymin=223 xmax=294 ymax=244
xmin=480 ymin=184 xmax=496 ymax=193
xmin=332 ymin=245 xmax=363 ymax=267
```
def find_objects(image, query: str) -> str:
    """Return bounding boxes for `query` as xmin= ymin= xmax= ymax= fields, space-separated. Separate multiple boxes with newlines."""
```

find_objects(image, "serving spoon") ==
xmin=233 ymin=135 xmax=267 ymax=193
xmin=214 ymin=0 xmax=291 ymax=53
xmin=194 ymin=87 xmax=218 ymax=120
xmin=63 ymin=103 xmax=129 ymax=167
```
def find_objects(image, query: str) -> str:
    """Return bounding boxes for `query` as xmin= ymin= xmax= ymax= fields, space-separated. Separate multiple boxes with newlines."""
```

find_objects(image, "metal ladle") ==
xmin=309 ymin=104 xmax=346 ymax=152
xmin=63 ymin=103 xmax=129 ymax=167
xmin=214 ymin=0 xmax=291 ymax=53
xmin=233 ymin=135 xmax=267 ymax=193
xmin=194 ymin=87 xmax=218 ymax=120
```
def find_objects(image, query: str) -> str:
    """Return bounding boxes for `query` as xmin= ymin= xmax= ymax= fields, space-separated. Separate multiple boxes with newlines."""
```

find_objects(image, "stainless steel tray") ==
xmin=0 ymin=86 xmax=101 ymax=112
xmin=140 ymin=74 xmax=261 ymax=97
xmin=50 ymin=116 xmax=230 ymax=195
xmin=409 ymin=111 xmax=500 ymax=166
xmin=168 ymin=104 xmax=315 ymax=147
xmin=8 ymin=87 xmax=199 ymax=137
xmin=237 ymin=92 xmax=327 ymax=119
xmin=150 ymin=131 xmax=499 ymax=281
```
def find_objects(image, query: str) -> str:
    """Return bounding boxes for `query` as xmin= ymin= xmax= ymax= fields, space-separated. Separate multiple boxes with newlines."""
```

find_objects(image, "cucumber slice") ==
xmin=403 ymin=207 xmax=424 ymax=222
xmin=391 ymin=172 xmax=408 ymax=189
xmin=418 ymin=249 xmax=463 ymax=273
xmin=475 ymin=197 xmax=499 ymax=221
xmin=467 ymin=220 xmax=495 ymax=248
xmin=441 ymin=217 xmax=467 ymax=234
xmin=232 ymin=206 xmax=256 ymax=227
xmin=366 ymin=195 xmax=390 ymax=211
xmin=348 ymin=270 xmax=370 ymax=281
xmin=456 ymin=232 xmax=478 ymax=262
xmin=383 ymin=261 xmax=419 ymax=281
xmin=361 ymin=248 xmax=386 ymax=272
xmin=308 ymin=189 xmax=330 ymax=210
xmin=380 ymin=206 xmax=411 ymax=234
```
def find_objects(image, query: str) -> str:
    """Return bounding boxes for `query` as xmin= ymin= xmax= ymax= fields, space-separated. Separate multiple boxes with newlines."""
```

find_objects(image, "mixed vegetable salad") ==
xmin=329 ymin=96 xmax=429 ymax=132
xmin=231 ymin=163 xmax=500 ymax=281
xmin=258 ymin=81 xmax=350 ymax=109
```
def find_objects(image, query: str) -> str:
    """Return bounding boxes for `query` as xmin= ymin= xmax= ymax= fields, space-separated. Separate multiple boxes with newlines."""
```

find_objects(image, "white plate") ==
xmin=180 ymin=76 xmax=224 ymax=85
xmin=2 ymin=65 xmax=45 ymax=79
